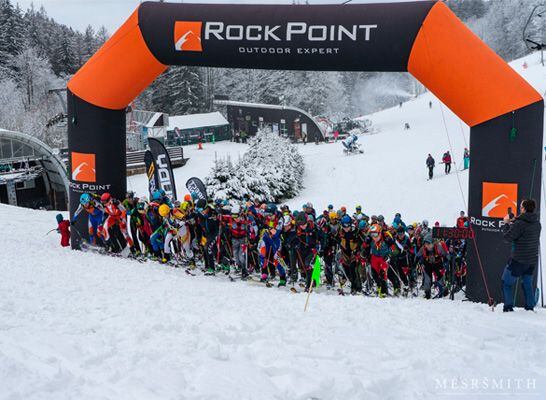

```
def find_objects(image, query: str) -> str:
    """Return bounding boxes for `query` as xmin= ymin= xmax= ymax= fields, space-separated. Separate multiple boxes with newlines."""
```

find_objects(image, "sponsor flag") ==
xmin=148 ymin=138 xmax=178 ymax=200
xmin=185 ymin=177 xmax=208 ymax=201
xmin=144 ymin=150 xmax=158 ymax=199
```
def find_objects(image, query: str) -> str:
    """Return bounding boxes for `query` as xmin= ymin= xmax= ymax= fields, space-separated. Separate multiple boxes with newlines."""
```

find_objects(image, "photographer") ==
xmin=501 ymin=199 xmax=541 ymax=312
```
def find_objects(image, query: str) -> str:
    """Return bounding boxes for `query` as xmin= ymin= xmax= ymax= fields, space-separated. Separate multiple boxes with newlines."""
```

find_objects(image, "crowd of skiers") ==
xmin=60 ymin=190 xmax=469 ymax=299
xmin=426 ymin=148 xmax=470 ymax=180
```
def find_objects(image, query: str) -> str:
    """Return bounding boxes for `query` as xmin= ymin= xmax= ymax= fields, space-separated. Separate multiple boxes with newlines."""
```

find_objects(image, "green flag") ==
xmin=311 ymin=256 xmax=321 ymax=288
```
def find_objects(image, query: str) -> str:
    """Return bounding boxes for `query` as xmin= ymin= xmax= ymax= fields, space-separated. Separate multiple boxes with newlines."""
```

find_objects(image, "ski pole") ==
xmin=45 ymin=228 xmax=57 ymax=236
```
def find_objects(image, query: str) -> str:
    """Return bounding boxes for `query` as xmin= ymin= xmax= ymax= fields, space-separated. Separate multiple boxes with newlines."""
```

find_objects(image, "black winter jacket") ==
xmin=502 ymin=212 xmax=541 ymax=266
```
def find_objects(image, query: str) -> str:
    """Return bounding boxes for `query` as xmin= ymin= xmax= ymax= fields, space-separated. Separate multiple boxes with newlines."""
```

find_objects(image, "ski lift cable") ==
xmin=420 ymin=27 xmax=494 ymax=308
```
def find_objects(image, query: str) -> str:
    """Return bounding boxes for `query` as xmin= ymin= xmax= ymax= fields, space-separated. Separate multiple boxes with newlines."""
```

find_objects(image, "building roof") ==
xmin=0 ymin=129 xmax=69 ymax=193
xmin=168 ymin=112 xmax=228 ymax=131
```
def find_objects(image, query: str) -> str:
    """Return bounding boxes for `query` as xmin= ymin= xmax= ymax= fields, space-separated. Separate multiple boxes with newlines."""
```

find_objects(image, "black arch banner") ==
xmin=67 ymin=1 xmax=544 ymax=305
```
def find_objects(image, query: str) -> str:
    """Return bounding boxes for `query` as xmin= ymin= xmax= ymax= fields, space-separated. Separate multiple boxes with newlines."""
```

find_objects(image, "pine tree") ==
xmin=0 ymin=0 xmax=26 ymax=67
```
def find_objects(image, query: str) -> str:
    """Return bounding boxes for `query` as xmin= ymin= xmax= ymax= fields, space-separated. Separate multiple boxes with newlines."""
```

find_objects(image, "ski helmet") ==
xmin=266 ymin=203 xmax=277 ymax=214
xmin=341 ymin=215 xmax=352 ymax=227
xmin=329 ymin=212 xmax=338 ymax=221
xmin=56 ymin=213 xmax=64 ymax=224
xmin=152 ymin=190 xmax=162 ymax=201
xmin=327 ymin=204 xmax=334 ymax=210
xmin=296 ymin=213 xmax=308 ymax=226
xmin=100 ymin=192 xmax=111 ymax=203
xmin=355 ymin=205 xmax=362 ymax=211
xmin=137 ymin=201 xmax=148 ymax=213
xmin=378 ymin=215 xmax=385 ymax=222
xmin=80 ymin=193 xmax=91 ymax=205
xmin=184 ymin=194 xmax=192 ymax=202
xmin=422 ymin=219 xmax=429 ymax=227
xmin=358 ymin=220 xmax=367 ymax=230
xmin=126 ymin=191 xmax=135 ymax=199
xmin=195 ymin=198 xmax=206 ymax=211
xmin=159 ymin=204 xmax=171 ymax=217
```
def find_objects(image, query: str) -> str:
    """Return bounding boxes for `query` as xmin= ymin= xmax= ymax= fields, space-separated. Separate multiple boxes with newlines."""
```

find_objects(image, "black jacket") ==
xmin=502 ymin=212 xmax=541 ymax=266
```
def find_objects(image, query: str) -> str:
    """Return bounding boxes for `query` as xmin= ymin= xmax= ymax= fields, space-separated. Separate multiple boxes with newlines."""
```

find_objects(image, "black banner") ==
xmin=138 ymin=1 xmax=435 ymax=72
xmin=67 ymin=90 xmax=126 ymax=249
xmin=148 ymin=137 xmax=178 ymax=200
xmin=466 ymin=100 xmax=544 ymax=305
xmin=144 ymin=149 xmax=158 ymax=199
xmin=185 ymin=177 xmax=207 ymax=202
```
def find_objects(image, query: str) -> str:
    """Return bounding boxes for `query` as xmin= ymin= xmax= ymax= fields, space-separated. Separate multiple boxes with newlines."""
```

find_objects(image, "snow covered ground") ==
xmin=2 ymin=53 xmax=546 ymax=399
xmin=2 ymin=203 xmax=546 ymax=400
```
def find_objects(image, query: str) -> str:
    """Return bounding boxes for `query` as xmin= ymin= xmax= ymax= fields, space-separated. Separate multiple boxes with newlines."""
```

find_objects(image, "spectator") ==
xmin=442 ymin=151 xmax=452 ymax=174
xmin=463 ymin=148 xmax=470 ymax=170
xmin=456 ymin=211 xmax=468 ymax=228
xmin=501 ymin=199 xmax=541 ymax=312
xmin=426 ymin=154 xmax=435 ymax=180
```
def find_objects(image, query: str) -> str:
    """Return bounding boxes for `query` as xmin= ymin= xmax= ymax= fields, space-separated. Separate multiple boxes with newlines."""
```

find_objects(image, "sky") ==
xmin=14 ymin=0 xmax=418 ymax=33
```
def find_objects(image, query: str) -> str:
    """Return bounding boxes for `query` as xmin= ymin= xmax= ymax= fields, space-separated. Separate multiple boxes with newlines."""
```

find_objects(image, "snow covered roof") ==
xmin=168 ymin=112 xmax=228 ymax=131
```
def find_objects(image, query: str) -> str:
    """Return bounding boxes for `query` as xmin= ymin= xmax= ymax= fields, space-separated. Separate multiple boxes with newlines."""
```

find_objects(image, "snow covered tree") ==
xmin=206 ymin=129 xmax=304 ymax=203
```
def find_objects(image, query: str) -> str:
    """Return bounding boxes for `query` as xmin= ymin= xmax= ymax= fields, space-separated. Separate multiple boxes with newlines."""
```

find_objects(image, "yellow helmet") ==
xmin=329 ymin=212 xmax=338 ymax=220
xmin=159 ymin=204 xmax=171 ymax=217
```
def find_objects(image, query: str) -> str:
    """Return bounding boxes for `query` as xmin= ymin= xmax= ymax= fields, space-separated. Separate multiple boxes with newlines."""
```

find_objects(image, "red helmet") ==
xmin=100 ymin=192 xmax=111 ymax=203
xmin=184 ymin=194 xmax=192 ymax=202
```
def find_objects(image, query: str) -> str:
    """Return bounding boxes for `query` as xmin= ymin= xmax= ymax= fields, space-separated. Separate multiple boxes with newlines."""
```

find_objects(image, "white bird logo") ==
xmin=482 ymin=194 xmax=516 ymax=217
xmin=175 ymin=30 xmax=200 ymax=51
xmin=72 ymin=162 xmax=95 ymax=180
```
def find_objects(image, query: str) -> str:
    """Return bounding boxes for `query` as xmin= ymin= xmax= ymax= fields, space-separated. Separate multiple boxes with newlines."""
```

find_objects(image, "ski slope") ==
xmin=2 ymin=202 xmax=546 ymax=400
xmin=2 ymin=53 xmax=546 ymax=399
xmin=130 ymin=53 xmax=546 ymax=228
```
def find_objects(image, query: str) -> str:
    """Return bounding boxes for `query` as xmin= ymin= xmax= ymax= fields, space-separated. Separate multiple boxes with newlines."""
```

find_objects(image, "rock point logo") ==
xmin=174 ymin=21 xmax=203 ymax=52
xmin=482 ymin=182 xmax=518 ymax=218
xmin=71 ymin=152 xmax=96 ymax=183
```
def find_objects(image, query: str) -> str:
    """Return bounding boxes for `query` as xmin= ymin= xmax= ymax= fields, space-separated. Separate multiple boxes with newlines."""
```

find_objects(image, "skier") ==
xmin=463 ymin=148 xmax=470 ymax=170
xmin=72 ymin=193 xmax=104 ymax=245
xmin=426 ymin=154 xmax=435 ymax=180
xmin=258 ymin=222 xmax=286 ymax=286
xmin=101 ymin=192 xmax=134 ymax=252
xmin=195 ymin=199 xmax=220 ymax=275
xmin=442 ymin=151 xmax=452 ymax=174
xmin=367 ymin=224 xmax=392 ymax=297
xmin=416 ymin=234 xmax=448 ymax=299
xmin=338 ymin=215 xmax=362 ymax=294
xmin=390 ymin=226 xmax=412 ymax=294
xmin=295 ymin=212 xmax=318 ymax=290
xmin=392 ymin=213 xmax=406 ymax=230
xmin=341 ymin=134 xmax=360 ymax=154
xmin=56 ymin=213 xmax=70 ymax=247
xmin=123 ymin=191 xmax=141 ymax=254
xmin=321 ymin=212 xmax=341 ymax=287
xmin=227 ymin=205 xmax=250 ymax=279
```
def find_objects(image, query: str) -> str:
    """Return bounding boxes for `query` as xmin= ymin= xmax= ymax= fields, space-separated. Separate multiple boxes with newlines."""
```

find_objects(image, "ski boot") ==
xmin=204 ymin=267 xmax=215 ymax=276
xmin=161 ymin=253 xmax=171 ymax=264
xmin=260 ymin=274 xmax=268 ymax=283
xmin=223 ymin=264 xmax=230 ymax=275
xmin=277 ymin=279 xmax=286 ymax=288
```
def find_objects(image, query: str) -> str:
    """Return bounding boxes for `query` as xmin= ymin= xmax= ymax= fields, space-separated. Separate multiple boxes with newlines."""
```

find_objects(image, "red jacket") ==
xmin=456 ymin=217 xmax=468 ymax=228
xmin=442 ymin=153 xmax=452 ymax=164
xmin=58 ymin=220 xmax=70 ymax=247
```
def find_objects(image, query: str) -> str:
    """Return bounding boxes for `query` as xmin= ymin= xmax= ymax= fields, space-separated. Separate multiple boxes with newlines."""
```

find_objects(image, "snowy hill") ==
xmin=3 ymin=202 xmax=546 ymax=399
xmin=2 ymin=52 xmax=546 ymax=399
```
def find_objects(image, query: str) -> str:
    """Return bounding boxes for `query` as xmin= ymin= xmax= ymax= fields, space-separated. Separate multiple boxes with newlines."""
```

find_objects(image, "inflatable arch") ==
xmin=67 ymin=1 xmax=544 ymax=304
